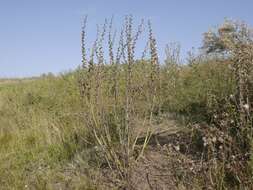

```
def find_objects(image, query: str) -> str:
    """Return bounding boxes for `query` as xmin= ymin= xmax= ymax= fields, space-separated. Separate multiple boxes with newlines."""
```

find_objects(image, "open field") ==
xmin=0 ymin=18 xmax=253 ymax=190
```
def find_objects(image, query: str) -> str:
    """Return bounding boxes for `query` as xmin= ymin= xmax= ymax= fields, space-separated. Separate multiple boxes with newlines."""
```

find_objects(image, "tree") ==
xmin=202 ymin=19 xmax=253 ymax=55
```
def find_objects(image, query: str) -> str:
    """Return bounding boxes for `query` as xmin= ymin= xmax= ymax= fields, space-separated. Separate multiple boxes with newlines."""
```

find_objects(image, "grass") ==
xmin=0 ymin=74 xmax=96 ymax=189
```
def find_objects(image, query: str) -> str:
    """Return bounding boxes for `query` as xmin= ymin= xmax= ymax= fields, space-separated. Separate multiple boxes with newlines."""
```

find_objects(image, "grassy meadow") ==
xmin=0 ymin=18 xmax=253 ymax=189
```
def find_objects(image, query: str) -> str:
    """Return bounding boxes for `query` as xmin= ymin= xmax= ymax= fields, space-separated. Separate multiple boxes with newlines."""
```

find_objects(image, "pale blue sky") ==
xmin=0 ymin=0 xmax=252 ymax=77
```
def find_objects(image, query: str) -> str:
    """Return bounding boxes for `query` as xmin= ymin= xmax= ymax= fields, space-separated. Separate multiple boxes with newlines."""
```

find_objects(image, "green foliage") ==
xmin=160 ymin=58 xmax=236 ymax=122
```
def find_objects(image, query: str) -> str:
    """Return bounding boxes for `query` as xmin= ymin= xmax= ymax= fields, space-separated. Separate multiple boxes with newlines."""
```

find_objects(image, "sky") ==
xmin=0 ymin=0 xmax=252 ymax=77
